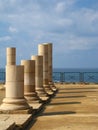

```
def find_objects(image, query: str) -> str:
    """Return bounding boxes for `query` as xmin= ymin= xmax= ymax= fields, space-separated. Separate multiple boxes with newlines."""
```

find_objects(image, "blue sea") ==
xmin=53 ymin=68 xmax=98 ymax=73
xmin=0 ymin=68 xmax=5 ymax=83
xmin=0 ymin=68 xmax=98 ymax=83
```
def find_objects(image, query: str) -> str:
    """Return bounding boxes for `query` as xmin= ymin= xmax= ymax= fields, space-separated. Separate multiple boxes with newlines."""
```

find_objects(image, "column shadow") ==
xmin=55 ymin=95 xmax=86 ymax=98
xmin=48 ymin=101 xmax=81 ymax=106
xmin=58 ymin=91 xmax=97 ymax=94
xmin=39 ymin=111 xmax=76 ymax=116
xmin=60 ymin=87 xmax=98 ymax=90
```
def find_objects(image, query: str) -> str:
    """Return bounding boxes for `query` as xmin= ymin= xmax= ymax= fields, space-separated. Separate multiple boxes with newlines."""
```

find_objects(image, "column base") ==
xmin=36 ymin=87 xmax=48 ymax=97
xmin=49 ymin=82 xmax=58 ymax=92
xmin=29 ymin=103 xmax=43 ymax=112
xmin=35 ymin=88 xmax=50 ymax=102
xmin=40 ymin=96 xmax=50 ymax=103
xmin=43 ymin=85 xmax=54 ymax=96
xmin=24 ymin=92 xmax=41 ymax=103
xmin=0 ymin=97 xmax=31 ymax=112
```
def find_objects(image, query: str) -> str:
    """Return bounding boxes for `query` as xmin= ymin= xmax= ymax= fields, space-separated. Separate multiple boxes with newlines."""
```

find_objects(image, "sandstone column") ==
xmin=6 ymin=47 xmax=16 ymax=65
xmin=31 ymin=55 xmax=49 ymax=101
xmin=47 ymin=43 xmax=57 ymax=91
xmin=0 ymin=65 xmax=30 ymax=111
xmin=38 ymin=44 xmax=54 ymax=96
xmin=0 ymin=48 xmax=31 ymax=112
xmin=21 ymin=60 xmax=41 ymax=104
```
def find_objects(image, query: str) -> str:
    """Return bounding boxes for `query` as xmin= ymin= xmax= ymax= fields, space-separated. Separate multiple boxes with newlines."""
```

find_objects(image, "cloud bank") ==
xmin=0 ymin=0 xmax=98 ymax=68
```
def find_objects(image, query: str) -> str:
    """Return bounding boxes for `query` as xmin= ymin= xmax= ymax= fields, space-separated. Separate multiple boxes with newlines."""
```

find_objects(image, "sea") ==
xmin=53 ymin=68 xmax=98 ymax=73
xmin=0 ymin=68 xmax=5 ymax=83
xmin=0 ymin=68 xmax=98 ymax=83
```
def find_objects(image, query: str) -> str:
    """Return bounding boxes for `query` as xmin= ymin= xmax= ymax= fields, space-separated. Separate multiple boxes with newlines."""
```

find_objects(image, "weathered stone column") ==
xmin=47 ymin=43 xmax=57 ymax=91
xmin=21 ymin=60 xmax=41 ymax=104
xmin=0 ymin=47 xmax=31 ymax=113
xmin=0 ymin=65 xmax=30 ymax=111
xmin=38 ymin=44 xmax=54 ymax=95
xmin=6 ymin=47 xmax=16 ymax=65
xmin=31 ymin=55 xmax=49 ymax=101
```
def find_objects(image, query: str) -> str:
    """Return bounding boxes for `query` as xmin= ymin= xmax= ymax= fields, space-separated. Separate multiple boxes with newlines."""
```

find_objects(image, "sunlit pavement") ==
xmin=29 ymin=84 xmax=98 ymax=130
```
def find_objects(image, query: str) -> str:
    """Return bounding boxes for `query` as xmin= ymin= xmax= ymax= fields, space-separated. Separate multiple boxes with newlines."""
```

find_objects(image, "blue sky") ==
xmin=0 ymin=0 xmax=98 ymax=68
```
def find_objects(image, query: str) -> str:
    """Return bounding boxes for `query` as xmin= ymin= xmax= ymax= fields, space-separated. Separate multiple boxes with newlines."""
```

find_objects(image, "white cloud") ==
xmin=0 ymin=36 xmax=11 ymax=42
xmin=55 ymin=0 xmax=76 ymax=13
xmin=55 ymin=2 xmax=66 ymax=13
xmin=9 ymin=0 xmax=17 ymax=4
xmin=70 ymin=8 xmax=98 ymax=35
xmin=55 ymin=18 xmax=73 ymax=27
xmin=6 ymin=1 xmax=97 ymax=51
xmin=0 ymin=0 xmax=98 ymax=67
xmin=67 ymin=36 xmax=98 ymax=50
xmin=9 ymin=26 xmax=18 ymax=33
xmin=52 ymin=33 xmax=98 ymax=55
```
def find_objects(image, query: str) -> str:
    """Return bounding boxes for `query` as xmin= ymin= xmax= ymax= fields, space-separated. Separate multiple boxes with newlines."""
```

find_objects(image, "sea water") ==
xmin=53 ymin=68 xmax=98 ymax=73
xmin=0 ymin=68 xmax=5 ymax=82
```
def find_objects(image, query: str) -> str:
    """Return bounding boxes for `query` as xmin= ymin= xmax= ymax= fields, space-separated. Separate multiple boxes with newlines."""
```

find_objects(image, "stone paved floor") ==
xmin=29 ymin=84 xmax=98 ymax=130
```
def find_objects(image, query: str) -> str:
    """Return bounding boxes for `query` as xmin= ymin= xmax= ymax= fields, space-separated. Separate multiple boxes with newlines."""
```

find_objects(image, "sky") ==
xmin=0 ymin=0 xmax=98 ymax=68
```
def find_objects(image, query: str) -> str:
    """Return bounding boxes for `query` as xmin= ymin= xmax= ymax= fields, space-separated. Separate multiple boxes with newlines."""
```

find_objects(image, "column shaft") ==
xmin=0 ymin=65 xmax=30 ymax=110
xmin=6 ymin=47 xmax=16 ymax=65
xmin=47 ymin=43 xmax=57 ymax=91
xmin=31 ymin=55 xmax=48 ymax=100
xmin=21 ymin=60 xmax=40 ymax=103
xmin=38 ymin=44 xmax=53 ymax=95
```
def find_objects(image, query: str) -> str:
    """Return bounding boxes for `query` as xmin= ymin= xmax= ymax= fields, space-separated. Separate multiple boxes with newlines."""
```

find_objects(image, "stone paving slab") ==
xmin=0 ymin=121 xmax=15 ymax=130
xmin=0 ymin=107 xmax=33 ymax=114
xmin=29 ymin=84 xmax=98 ymax=130
xmin=44 ymin=102 xmax=98 ymax=114
xmin=49 ymin=99 xmax=98 ymax=105
xmin=10 ymin=114 xmax=32 ymax=128
xmin=0 ymin=115 xmax=15 ymax=130
xmin=30 ymin=114 xmax=98 ymax=130
xmin=0 ymin=84 xmax=98 ymax=130
xmin=29 ymin=103 xmax=43 ymax=112
xmin=0 ymin=114 xmax=32 ymax=130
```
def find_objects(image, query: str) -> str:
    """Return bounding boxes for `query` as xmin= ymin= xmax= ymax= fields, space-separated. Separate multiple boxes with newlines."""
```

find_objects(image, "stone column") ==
xmin=38 ymin=44 xmax=54 ymax=96
xmin=0 ymin=47 xmax=31 ymax=113
xmin=21 ymin=60 xmax=41 ymax=103
xmin=0 ymin=65 xmax=30 ymax=111
xmin=6 ymin=47 xmax=16 ymax=65
xmin=47 ymin=43 xmax=57 ymax=91
xmin=31 ymin=55 xmax=49 ymax=101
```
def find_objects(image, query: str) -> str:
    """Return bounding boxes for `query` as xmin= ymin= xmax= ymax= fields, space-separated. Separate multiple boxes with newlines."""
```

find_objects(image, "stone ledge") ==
xmin=0 ymin=121 xmax=15 ymax=130
xmin=40 ymin=96 xmax=50 ymax=103
xmin=0 ymin=107 xmax=33 ymax=114
xmin=10 ymin=114 xmax=33 ymax=129
xmin=0 ymin=114 xmax=33 ymax=130
xmin=29 ymin=103 xmax=43 ymax=113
